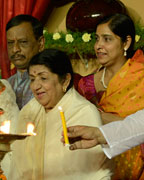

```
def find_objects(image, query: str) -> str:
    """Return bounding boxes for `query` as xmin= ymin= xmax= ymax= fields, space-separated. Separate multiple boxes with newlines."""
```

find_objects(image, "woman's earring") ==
xmin=124 ymin=49 xmax=127 ymax=56
xmin=63 ymin=87 xmax=67 ymax=93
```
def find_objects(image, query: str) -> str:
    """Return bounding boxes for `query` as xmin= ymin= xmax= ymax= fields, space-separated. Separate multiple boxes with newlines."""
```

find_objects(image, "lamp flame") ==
xmin=27 ymin=123 xmax=36 ymax=136
xmin=0 ymin=120 xmax=10 ymax=134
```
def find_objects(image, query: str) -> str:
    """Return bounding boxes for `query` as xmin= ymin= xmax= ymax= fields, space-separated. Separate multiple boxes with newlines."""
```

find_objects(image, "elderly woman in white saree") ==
xmin=5 ymin=49 xmax=113 ymax=180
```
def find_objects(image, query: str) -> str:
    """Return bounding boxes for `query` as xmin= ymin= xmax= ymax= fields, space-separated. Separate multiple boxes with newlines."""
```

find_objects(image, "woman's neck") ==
xmin=105 ymin=56 xmax=127 ymax=76
xmin=100 ymin=56 xmax=127 ymax=89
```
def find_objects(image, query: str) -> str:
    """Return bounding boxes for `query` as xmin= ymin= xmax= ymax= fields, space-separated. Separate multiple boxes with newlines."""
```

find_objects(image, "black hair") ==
xmin=28 ymin=49 xmax=74 ymax=90
xmin=6 ymin=14 xmax=43 ymax=40
xmin=96 ymin=13 xmax=135 ymax=58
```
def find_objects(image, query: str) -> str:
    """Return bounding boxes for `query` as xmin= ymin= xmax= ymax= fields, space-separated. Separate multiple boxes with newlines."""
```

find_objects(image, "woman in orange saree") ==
xmin=77 ymin=13 xmax=144 ymax=179
xmin=78 ymin=50 xmax=144 ymax=179
xmin=99 ymin=49 xmax=144 ymax=180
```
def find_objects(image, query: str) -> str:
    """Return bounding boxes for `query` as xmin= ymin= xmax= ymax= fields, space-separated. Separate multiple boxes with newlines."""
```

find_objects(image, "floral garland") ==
xmin=44 ymin=31 xmax=96 ymax=58
xmin=44 ymin=22 xmax=144 ymax=59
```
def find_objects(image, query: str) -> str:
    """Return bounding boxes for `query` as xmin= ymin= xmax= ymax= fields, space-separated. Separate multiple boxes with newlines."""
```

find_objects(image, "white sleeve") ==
xmin=99 ymin=109 xmax=144 ymax=159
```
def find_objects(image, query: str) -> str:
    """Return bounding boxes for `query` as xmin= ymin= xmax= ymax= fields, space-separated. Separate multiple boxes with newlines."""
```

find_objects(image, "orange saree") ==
xmin=99 ymin=49 xmax=144 ymax=180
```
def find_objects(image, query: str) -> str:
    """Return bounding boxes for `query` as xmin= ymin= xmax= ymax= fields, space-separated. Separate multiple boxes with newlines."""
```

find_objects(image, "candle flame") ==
xmin=27 ymin=123 xmax=36 ymax=136
xmin=0 ymin=120 xmax=10 ymax=134
xmin=58 ymin=106 xmax=62 ymax=111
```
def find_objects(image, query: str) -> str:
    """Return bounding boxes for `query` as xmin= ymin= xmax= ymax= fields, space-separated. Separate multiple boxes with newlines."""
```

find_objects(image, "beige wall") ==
xmin=45 ymin=0 xmax=144 ymax=32
xmin=45 ymin=3 xmax=73 ymax=32
xmin=121 ymin=0 xmax=144 ymax=24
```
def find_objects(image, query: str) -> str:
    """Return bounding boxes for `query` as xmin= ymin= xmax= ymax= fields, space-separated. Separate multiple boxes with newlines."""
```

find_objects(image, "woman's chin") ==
xmin=35 ymin=97 xmax=45 ymax=105
xmin=38 ymin=100 xmax=46 ymax=106
xmin=98 ymin=59 xmax=108 ymax=66
xmin=37 ymin=100 xmax=53 ymax=110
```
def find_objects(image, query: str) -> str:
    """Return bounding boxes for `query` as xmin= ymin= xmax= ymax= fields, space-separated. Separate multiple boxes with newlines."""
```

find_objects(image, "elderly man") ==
xmin=6 ymin=14 xmax=45 ymax=109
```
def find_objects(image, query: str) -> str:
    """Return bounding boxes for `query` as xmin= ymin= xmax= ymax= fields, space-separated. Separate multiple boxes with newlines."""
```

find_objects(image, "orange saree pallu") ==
xmin=99 ymin=50 xmax=144 ymax=180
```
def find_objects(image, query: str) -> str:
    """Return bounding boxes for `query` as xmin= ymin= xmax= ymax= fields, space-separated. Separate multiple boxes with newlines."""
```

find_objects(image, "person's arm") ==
xmin=65 ymin=109 xmax=144 ymax=158
xmin=100 ymin=109 xmax=144 ymax=158
xmin=66 ymin=126 xmax=106 ymax=150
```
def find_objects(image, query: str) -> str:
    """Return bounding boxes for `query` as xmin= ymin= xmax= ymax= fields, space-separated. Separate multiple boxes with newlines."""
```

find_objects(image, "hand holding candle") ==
xmin=58 ymin=106 xmax=70 ymax=146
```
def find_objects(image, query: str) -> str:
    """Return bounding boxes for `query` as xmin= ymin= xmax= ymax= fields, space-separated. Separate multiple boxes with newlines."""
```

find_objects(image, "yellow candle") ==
xmin=58 ymin=106 xmax=69 ymax=146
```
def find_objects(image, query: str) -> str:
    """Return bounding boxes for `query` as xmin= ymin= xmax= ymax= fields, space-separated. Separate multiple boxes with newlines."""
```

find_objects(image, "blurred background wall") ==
xmin=46 ymin=0 xmax=143 ymax=32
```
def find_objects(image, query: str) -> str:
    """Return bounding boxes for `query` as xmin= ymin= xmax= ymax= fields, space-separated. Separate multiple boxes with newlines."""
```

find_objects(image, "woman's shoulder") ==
xmin=78 ymin=74 xmax=95 ymax=90
xmin=79 ymin=66 xmax=103 ymax=84
xmin=131 ymin=49 xmax=144 ymax=63
xmin=70 ymin=88 xmax=101 ymax=126
xmin=80 ymin=73 xmax=95 ymax=80
xmin=77 ymin=73 xmax=96 ymax=99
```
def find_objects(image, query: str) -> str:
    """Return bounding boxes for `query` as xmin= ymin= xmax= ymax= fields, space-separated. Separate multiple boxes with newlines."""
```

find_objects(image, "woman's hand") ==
xmin=61 ymin=125 xmax=106 ymax=150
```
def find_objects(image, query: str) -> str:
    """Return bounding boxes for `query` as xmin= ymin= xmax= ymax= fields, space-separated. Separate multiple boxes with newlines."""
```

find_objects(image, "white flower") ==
xmin=65 ymin=34 xmax=74 ymax=43
xmin=43 ymin=29 xmax=47 ymax=35
xmin=53 ymin=32 xmax=61 ymax=40
xmin=82 ymin=33 xmax=91 ymax=42
xmin=135 ymin=35 xmax=140 ymax=42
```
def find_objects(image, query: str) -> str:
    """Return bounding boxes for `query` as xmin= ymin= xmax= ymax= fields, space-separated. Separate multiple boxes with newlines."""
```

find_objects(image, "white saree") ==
xmin=8 ymin=88 xmax=113 ymax=180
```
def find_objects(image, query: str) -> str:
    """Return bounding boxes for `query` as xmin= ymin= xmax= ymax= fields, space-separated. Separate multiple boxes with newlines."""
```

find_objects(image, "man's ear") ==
xmin=38 ymin=36 xmax=45 ymax=52
xmin=124 ymin=35 xmax=132 ymax=51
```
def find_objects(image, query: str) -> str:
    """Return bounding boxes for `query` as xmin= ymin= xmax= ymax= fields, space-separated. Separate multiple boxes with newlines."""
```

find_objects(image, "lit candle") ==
xmin=27 ymin=123 xmax=36 ymax=136
xmin=0 ymin=120 xmax=10 ymax=134
xmin=58 ymin=106 xmax=69 ymax=146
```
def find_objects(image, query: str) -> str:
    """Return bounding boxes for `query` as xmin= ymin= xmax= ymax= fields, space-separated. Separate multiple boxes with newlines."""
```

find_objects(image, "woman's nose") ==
xmin=94 ymin=38 xmax=104 ymax=50
xmin=32 ymin=80 xmax=41 ymax=91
